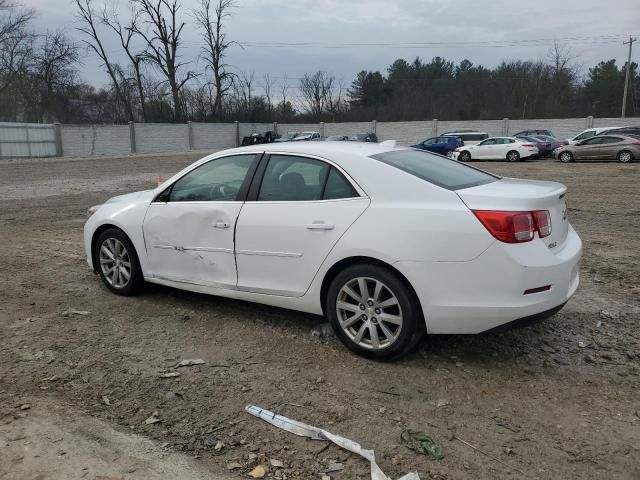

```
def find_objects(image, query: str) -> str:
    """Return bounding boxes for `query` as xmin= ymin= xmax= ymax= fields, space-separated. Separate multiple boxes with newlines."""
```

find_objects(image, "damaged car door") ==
xmin=142 ymin=153 xmax=260 ymax=287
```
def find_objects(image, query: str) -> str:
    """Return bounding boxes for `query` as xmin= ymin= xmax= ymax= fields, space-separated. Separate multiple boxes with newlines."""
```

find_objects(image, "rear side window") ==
xmin=258 ymin=155 xmax=329 ymax=201
xmin=323 ymin=167 xmax=358 ymax=199
xmin=371 ymin=149 xmax=498 ymax=191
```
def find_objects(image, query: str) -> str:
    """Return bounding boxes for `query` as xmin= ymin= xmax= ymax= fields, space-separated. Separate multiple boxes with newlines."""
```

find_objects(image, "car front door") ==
xmin=474 ymin=139 xmax=496 ymax=159
xmin=235 ymin=154 xmax=369 ymax=296
xmin=142 ymin=153 xmax=260 ymax=287
xmin=575 ymin=137 xmax=604 ymax=160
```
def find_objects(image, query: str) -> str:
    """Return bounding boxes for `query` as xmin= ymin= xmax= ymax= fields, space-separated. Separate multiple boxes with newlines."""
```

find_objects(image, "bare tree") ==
xmin=298 ymin=70 xmax=335 ymax=118
xmin=101 ymin=5 xmax=147 ymax=121
xmin=74 ymin=0 xmax=135 ymax=121
xmin=33 ymin=31 xmax=79 ymax=121
xmin=0 ymin=0 xmax=32 ymax=45
xmin=262 ymin=72 xmax=274 ymax=116
xmin=192 ymin=0 xmax=236 ymax=119
xmin=132 ymin=0 xmax=196 ymax=122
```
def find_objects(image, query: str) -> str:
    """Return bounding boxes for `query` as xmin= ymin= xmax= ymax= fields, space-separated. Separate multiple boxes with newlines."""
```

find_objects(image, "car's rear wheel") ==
xmin=327 ymin=264 xmax=423 ymax=360
xmin=459 ymin=151 xmax=471 ymax=162
xmin=617 ymin=150 xmax=633 ymax=163
xmin=506 ymin=150 xmax=520 ymax=162
xmin=559 ymin=151 xmax=573 ymax=163
xmin=95 ymin=228 xmax=144 ymax=295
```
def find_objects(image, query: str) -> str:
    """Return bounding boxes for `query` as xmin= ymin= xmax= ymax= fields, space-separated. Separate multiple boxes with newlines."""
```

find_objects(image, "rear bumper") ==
xmin=396 ymin=225 xmax=582 ymax=334
xmin=483 ymin=302 xmax=567 ymax=333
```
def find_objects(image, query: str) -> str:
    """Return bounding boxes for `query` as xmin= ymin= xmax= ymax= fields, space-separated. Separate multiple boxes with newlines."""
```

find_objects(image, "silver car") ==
xmin=554 ymin=135 xmax=639 ymax=163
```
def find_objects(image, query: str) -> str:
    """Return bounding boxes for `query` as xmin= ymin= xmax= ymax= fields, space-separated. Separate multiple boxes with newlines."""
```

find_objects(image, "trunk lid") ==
xmin=457 ymin=177 xmax=569 ymax=250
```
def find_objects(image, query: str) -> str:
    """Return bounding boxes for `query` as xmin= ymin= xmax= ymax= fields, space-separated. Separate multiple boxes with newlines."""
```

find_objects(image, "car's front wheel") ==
xmin=559 ymin=151 xmax=573 ymax=163
xmin=458 ymin=151 xmax=471 ymax=162
xmin=95 ymin=228 xmax=144 ymax=295
xmin=327 ymin=264 xmax=423 ymax=360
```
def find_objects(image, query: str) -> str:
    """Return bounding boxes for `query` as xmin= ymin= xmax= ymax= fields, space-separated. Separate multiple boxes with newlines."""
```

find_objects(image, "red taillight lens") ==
xmin=473 ymin=210 xmax=552 ymax=243
xmin=533 ymin=210 xmax=552 ymax=237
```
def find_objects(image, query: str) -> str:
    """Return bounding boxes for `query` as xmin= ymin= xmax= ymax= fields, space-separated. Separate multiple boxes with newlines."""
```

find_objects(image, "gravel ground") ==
xmin=1 ymin=153 xmax=639 ymax=480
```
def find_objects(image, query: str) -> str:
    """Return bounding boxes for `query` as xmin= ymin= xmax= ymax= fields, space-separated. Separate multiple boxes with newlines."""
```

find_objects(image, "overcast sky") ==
xmin=23 ymin=0 xmax=640 ymax=99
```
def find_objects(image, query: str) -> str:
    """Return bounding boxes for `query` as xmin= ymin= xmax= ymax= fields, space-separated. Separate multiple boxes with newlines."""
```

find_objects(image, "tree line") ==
xmin=0 ymin=0 xmax=638 ymax=125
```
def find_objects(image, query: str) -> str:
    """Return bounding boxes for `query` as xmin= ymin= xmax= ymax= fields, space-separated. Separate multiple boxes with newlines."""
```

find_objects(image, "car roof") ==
xmin=219 ymin=140 xmax=396 ymax=159
xmin=443 ymin=131 xmax=488 ymax=135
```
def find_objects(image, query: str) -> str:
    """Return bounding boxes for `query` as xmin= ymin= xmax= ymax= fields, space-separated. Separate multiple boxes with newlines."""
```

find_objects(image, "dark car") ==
xmin=597 ymin=126 xmax=640 ymax=137
xmin=512 ymin=129 xmax=555 ymax=138
xmin=241 ymin=130 xmax=279 ymax=146
xmin=412 ymin=136 xmax=463 ymax=156
xmin=531 ymin=135 xmax=568 ymax=156
xmin=347 ymin=132 xmax=378 ymax=143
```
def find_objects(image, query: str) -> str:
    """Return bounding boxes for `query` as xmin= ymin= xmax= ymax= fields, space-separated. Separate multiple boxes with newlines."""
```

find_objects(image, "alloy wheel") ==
xmin=559 ymin=152 xmax=572 ymax=163
xmin=99 ymin=238 xmax=132 ymax=289
xmin=618 ymin=151 xmax=632 ymax=163
xmin=507 ymin=151 xmax=520 ymax=162
xmin=336 ymin=277 xmax=403 ymax=350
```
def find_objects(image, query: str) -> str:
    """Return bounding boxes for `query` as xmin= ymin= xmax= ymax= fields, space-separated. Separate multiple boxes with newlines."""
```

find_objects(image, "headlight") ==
xmin=87 ymin=205 xmax=101 ymax=217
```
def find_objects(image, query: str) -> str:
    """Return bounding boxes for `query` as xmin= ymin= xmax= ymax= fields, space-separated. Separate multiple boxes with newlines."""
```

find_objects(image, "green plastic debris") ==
xmin=400 ymin=430 xmax=444 ymax=460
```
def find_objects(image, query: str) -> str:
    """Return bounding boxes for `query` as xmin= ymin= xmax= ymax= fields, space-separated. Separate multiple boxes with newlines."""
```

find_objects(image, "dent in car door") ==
xmin=142 ymin=154 xmax=259 ymax=287
xmin=235 ymin=154 xmax=369 ymax=296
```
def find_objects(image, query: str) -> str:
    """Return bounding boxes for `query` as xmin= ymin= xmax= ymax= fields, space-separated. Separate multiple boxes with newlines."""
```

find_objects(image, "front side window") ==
xmin=479 ymin=139 xmax=495 ymax=146
xmin=582 ymin=137 xmax=603 ymax=145
xmin=168 ymin=154 xmax=255 ymax=202
xmin=371 ymin=149 xmax=498 ymax=191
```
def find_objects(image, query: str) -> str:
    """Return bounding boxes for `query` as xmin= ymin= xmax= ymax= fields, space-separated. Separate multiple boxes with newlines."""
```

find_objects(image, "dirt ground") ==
xmin=1 ymin=152 xmax=639 ymax=480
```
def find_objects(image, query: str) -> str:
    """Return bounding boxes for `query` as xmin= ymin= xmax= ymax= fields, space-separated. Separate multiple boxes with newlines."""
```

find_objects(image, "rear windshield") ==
xmin=370 ymin=149 xmax=499 ymax=190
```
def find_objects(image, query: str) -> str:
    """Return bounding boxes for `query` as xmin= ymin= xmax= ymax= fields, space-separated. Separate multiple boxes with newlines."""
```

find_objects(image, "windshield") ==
xmin=370 ymin=149 xmax=499 ymax=191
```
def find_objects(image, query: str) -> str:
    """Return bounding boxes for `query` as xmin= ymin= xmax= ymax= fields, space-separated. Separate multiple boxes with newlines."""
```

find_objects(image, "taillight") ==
xmin=472 ymin=210 xmax=552 ymax=243
xmin=532 ymin=210 xmax=551 ymax=237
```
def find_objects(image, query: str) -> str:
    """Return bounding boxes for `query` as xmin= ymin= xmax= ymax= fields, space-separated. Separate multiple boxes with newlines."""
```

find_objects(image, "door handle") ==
xmin=307 ymin=222 xmax=334 ymax=230
xmin=213 ymin=221 xmax=230 ymax=229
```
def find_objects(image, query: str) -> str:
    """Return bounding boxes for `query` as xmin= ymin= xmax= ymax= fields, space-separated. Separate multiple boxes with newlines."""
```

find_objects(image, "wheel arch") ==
xmin=319 ymin=256 xmax=424 ymax=322
xmin=90 ymin=223 xmax=135 ymax=273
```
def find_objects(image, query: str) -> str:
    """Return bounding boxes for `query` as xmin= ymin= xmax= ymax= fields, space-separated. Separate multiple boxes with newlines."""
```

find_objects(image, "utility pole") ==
xmin=621 ymin=36 xmax=637 ymax=118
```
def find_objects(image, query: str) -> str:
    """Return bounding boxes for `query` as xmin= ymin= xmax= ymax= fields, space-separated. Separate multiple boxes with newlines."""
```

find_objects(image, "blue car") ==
xmin=411 ymin=136 xmax=462 ymax=156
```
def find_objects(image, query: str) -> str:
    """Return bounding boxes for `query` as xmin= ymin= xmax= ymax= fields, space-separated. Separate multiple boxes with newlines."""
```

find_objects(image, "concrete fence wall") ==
xmin=2 ymin=116 xmax=640 ymax=159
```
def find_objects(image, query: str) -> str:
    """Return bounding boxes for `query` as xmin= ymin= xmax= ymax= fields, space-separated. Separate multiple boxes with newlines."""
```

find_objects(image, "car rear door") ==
xmin=598 ymin=136 xmax=625 ymax=160
xmin=235 ymin=153 xmax=369 ymax=297
xmin=142 ymin=153 xmax=260 ymax=288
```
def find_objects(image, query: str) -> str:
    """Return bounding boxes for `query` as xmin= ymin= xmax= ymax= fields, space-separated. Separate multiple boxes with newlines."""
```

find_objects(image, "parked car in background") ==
xmin=324 ymin=135 xmax=349 ymax=141
xmin=531 ymin=135 xmax=567 ymax=156
xmin=412 ymin=136 xmax=462 ymax=156
xmin=241 ymin=130 xmax=279 ymax=146
xmin=274 ymin=131 xmax=300 ymax=143
xmin=85 ymin=142 xmax=581 ymax=359
xmin=347 ymin=133 xmax=378 ymax=143
xmin=597 ymin=126 xmax=640 ymax=137
xmin=292 ymin=131 xmax=321 ymax=141
xmin=566 ymin=127 xmax=620 ymax=145
xmin=512 ymin=129 xmax=555 ymax=138
xmin=452 ymin=137 xmax=538 ymax=161
xmin=554 ymin=135 xmax=639 ymax=163
xmin=514 ymin=135 xmax=546 ymax=158
xmin=442 ymin=131 xmax=488 ymax=145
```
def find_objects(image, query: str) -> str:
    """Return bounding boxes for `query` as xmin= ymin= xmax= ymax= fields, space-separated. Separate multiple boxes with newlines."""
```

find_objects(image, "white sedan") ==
xmin=451 ymin=137 xmax=539 ymax=162
xmin=84 ymin=142 xmax=581 ymax=359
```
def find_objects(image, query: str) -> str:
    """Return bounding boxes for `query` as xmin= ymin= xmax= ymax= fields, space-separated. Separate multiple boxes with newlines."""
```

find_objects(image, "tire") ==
xmin=616 ymin=150 xmax=633 ymax=163
xmin=94 ymin=228 xmax=144 ymax=296
xmin=506 ymin=150 xmax=520 ymax=162
xmin=559 ymin=151 xmax=573 ymax=163
xmin=326 ymin=264 xmax=424 ymax=360
xmin=459 ymin=150 xmax=471 ymax=162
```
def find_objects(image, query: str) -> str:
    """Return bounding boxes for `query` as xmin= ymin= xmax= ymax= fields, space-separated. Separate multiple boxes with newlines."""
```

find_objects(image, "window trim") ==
xmin=245 ymin=152 xmax=366 ymax=203
xmin=152 ymin=152 xmax=262 ymax=204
